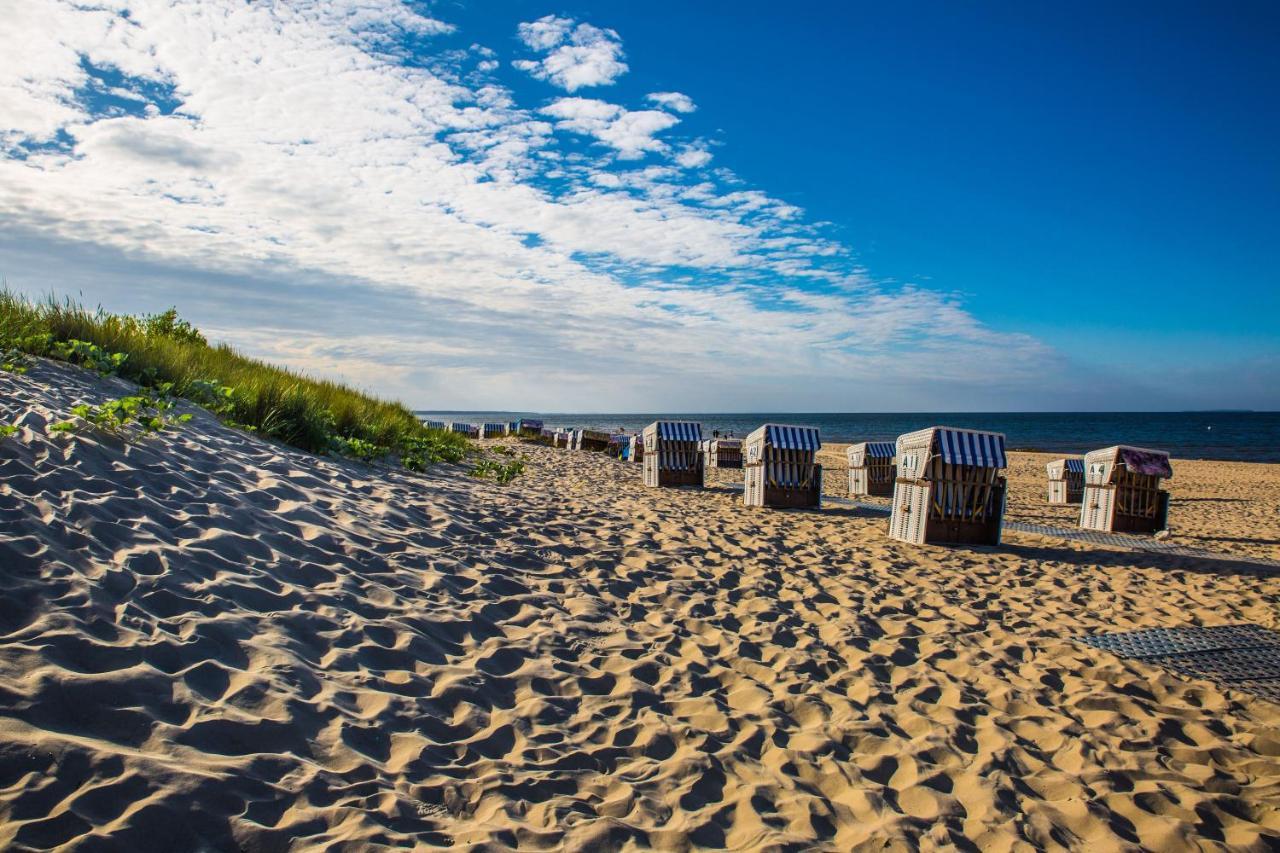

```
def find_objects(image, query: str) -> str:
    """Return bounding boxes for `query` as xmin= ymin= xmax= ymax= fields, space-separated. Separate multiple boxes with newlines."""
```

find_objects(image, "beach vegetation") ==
xmin=0 ymin=291 xmax=475 ymax=470
xmin=51 ymin=385 xmax=192 ymax=437
xmin=470 ymin=457 xmax=526 ymax=484
xmin=0 ymin=424 xmax=16 ymax=438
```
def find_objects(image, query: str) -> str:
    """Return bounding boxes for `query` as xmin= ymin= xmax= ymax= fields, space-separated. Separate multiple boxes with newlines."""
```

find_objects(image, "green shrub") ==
xmin=0 ymin=290 xmax=472 ymax=467
xmin=50 ymin=387 xmax=192 ymax=437
xmin=470 ymin=457 xmax=526 ymax=484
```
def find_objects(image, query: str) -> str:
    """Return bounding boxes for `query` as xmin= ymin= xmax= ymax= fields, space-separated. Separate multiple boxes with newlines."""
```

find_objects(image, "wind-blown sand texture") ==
xmin=2 ymin=360 xmax=1279 ymax=851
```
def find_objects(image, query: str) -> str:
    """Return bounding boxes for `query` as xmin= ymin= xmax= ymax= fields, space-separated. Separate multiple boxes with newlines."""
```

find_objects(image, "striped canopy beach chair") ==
xmin=450 ymin=422 xmax=479 ymax=438
xmin=1046 ymin=457 xmax=1085 ymax=504
xmin=480 ymin=422 xmax=508 ymax=439
xmin=744 ymin=424 xmax=822 ymax=508
xmin=847 ymin=441 xmax=896 ymax=497
xmin=702 ymin=438 xmax=743 ymax=470
xmin=889 ymin=426 xmax=1007 ymax=545
xmin=518 ymin=419 xmax=544 ymax=438
xmin=625 ymin=434 xmax=644 ymax=463
xmin=1080 ymin=446 xmax=1172 ymax=534
xmin=422 ymin=419 xmax=446 ymax=431
xmin=642 ymin=421 xmax=704 ymax=487
xmin=607 ymin=433 xmax=630 ymax=458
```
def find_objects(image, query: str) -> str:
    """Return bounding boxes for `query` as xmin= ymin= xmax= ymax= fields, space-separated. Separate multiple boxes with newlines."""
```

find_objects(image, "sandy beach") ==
xmin=2 ymin=359 xmax=1279 ymax=850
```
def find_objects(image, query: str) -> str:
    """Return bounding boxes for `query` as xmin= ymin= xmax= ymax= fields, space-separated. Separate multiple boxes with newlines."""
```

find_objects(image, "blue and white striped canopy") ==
xmin=609 ymin=434 xmax=629 ymax=445
xmin=451 ymin=422 xmax=477 ymax=434
xmin=936 ymin=428 xmax=1006 ymax=468
xmin=422 ymin=420 xmax=445 ymax=430
xmin=508 ymin=421 xmax=519 ymax=431
xmin=655 ymin=421 xmax=702 ymax=441
xmin=765 ymin=424 xmax=821 ymax=451
xmin=865 ymin=441 xmax=896 ymax=458
xmin=1064 ymin=458 xmax=1085 ymax=474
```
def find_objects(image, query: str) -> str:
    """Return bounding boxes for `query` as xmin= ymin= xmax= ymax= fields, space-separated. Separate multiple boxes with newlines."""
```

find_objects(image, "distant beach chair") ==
xmin=607 ymin=433 xmax=630 ymax=458
xmin=744 ymin=424 xmax=822 ymax=508
xmin=480 ymin=422 xmax=508 ymax=439
xmin=702 ymin=438 xmax=743 ymax=470
xmin=625 ymin=434 xmax=644 ymax=463
xmin=889 ymin=426 xmax=1007 ymax=545
xmin=553 ymin=430 xmax=571 ymax=449
xmin=579 ymin=429 xmax=612 ymax=452
xmin=422 ymin=419 xmax=446 ymax=431
xmin=508 ymin=421 xmax=519 ymax=435
xmin=847 ymin=441 xmax=896 ymax=497
xmin=642 ymin=421 xmax=704 ymax=487
xmin=518 ymin=419 xmax=544 ymax=438
xmin=1046 ymin=457 xmax=1085 ymax=504
xmin=450 ymin=422 xmax=479 ymax=438
xmin=1080 ymin=445 xmax=1172 ymax=534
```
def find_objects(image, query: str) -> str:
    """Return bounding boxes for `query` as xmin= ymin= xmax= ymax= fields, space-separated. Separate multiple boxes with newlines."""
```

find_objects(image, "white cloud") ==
xmin=512 ymin=15 xmax=627 ymax=91
xmin=541 ymin=97 xmax=679 ymax=159
xmin=0 ymin=0 xmax=1079 ymax=410
xmin=646 ymin=91 xmax=696 ymax=113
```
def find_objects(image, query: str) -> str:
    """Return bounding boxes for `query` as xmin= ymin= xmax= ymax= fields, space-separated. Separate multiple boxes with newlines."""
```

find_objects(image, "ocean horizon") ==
xmin=416 ymin=410 xmax=1280 ymax=462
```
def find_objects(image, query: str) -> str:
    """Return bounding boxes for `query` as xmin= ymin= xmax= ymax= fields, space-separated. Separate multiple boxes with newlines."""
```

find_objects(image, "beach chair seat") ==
xmin=1080 ymin=446 xmax=1172 ymax=534
xmin=744 ymin=425 xmax=822 ymax=508
xmin=642 ymin=421 xmax=704 ymax=487
xmin=1046 ymin=457 xmax=1085 ymax=504
xmin=847 ymin=441 xmax=896 ymax=497
xmin=889 ymin=427 xmax=1007 ymax=545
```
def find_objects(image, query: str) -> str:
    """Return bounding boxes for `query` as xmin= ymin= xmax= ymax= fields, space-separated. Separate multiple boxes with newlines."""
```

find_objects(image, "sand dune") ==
xmin=2 ymin=359 xmax=1278 ymax=850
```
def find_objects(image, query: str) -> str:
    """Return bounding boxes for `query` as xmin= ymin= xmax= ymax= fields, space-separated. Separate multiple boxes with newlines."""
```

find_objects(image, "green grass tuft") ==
xmin=0 ymin=291 xmax=473 ymax=468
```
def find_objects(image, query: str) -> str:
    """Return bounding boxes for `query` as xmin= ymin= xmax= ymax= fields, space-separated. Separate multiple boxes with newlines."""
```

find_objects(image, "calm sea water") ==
xmin=416 ymin=411 xmax=1280 ymax=462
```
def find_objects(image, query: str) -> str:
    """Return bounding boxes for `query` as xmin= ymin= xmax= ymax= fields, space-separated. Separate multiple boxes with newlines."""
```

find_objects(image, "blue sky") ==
xmin=1 ymin=1 xmax=1276 ymax=410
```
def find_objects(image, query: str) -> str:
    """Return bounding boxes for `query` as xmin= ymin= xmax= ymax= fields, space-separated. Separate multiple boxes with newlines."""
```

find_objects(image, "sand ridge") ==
xmin=1 ymin=359 xmax=1279 ymax=850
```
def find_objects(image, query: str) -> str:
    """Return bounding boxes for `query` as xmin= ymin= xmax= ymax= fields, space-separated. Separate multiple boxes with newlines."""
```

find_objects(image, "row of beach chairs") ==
xmin=427 ymin=417 xmax=1173 ymax=546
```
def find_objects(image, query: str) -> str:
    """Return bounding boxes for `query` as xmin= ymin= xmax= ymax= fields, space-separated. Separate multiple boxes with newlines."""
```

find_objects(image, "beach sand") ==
xmin=2 ymin=359 xmax=1279 ymax=850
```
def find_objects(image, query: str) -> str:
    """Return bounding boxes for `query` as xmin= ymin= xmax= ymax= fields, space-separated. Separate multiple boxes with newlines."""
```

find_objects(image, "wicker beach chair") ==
xmin=642 ymin=421 xmax=704 ymax=487
xmin=702 ymin=438 xmax=743 ymax=470
xmin=607 ymin=433 xmax=630 ymax=458
xmin=553 ymin=430 xmax=571 ymax=449
xmin=744 ymin=424 xmax=822 ymax=508
xmin=1046 ymin=457 xmax=1085 ymax=504
xmin=518 ymin=419 xmax=544 ymax=438
xmin=479 ymin=422 xmax=508 ymax=439
xmin=847 ymin=441 xmax=896 ymax=497
xmin=422 ymin=419 xmax=446 ymax=431
xmin=625 ymin=435 xmax=644 ymax=463
xmin=889 ymin=426 xmax=1007 ymax=545
xmin=579 ymin=429 xmax=612 ymax=452
xmin=450 ymin=422 xmax=479 ymax=439
xmin=1080 ymin=446 xmax=1172 ymax=534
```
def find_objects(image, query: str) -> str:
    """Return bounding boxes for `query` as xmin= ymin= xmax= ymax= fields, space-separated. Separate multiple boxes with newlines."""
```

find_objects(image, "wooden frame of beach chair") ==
xmin=579 ymin=429 xmax=612 ymax=452
xmin=479 ymin=423 xmax=508 ymax=439
xmin=642 ymin=421 xmax=705 ymax=487
xmin=1046 ymin=458 xmax=1085 ymax=504
xmin=1079 ymin=445 xmax=1172 ymax=534
xmin=889 ymin=427 xmax=1007 ymax=546
xmin=703 ymin=438 xmax=743 ymax=470
xmin=847 ymin=441 xmax=896 ymax=497
xmin=743 ymin=425 xmax=822 ymax=508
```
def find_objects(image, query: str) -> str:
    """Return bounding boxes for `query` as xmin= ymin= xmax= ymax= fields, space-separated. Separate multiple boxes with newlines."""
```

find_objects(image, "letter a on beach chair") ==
xmin=1046 ymin=457 xmax=1085 ymax=504
xmin=1079 ymin=446 xmax=1172 ymax=534
xmin=642 ymin=421 xmax=704 ymax=487
xmin=889 ymin=427 xmax=1007 ymax=545
xmin=744 ymin=424 xmax=822 ymax=508
xmin=847 ymin=441 xmax=896 ymax=497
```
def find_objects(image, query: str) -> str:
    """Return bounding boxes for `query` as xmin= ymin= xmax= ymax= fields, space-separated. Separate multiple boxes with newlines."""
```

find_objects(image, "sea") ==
xmin=416 ymin=411 xmax=1280 ymax=463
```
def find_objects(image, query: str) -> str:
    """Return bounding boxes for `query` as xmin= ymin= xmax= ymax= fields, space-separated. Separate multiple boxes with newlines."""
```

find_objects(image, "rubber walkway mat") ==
xmin=1079 ymin=624 xmax=1280 ymax=704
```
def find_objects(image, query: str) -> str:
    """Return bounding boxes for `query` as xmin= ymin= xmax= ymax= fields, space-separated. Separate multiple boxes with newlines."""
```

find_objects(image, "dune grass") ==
xmin=0 ymin=291 xmax=471 ymax=468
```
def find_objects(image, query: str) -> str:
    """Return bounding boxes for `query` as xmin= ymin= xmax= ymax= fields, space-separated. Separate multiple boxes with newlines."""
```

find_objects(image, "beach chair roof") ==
xmin=581 ymin=429 xmax=612 ymax=441
xmin=1084 ymin=445 xmax=1172 ymax=478
xmin=712 ymin=438 xmax=741 ymax=449
xmin=643 ymin=421 xmax=702 ymax=442
xmin=848 ymin=441 xmax=895 ymax=460
xmin=483 ymin=422 xmax=506 ymax=430
xmin=608 ymin=434 xmax=629 ymax=445
xmin=519 ymin=418 xmax=544 ymax=429
xmin=746 ymin=424 xmax=822 ymax=451
xmin=897 ymin=426 xmax=1007 ymax=469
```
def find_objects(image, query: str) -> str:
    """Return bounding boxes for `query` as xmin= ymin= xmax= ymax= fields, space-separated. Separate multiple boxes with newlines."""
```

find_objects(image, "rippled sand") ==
xmin=2 ymin=359 xmax=1278 ymax=850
